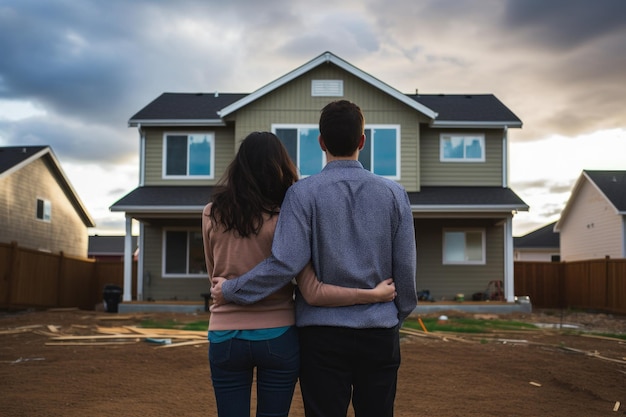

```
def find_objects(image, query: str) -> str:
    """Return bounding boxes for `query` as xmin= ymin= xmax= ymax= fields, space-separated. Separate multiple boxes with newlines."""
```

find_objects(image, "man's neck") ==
xmin=325 ymin=152 xmax=358 ymax=163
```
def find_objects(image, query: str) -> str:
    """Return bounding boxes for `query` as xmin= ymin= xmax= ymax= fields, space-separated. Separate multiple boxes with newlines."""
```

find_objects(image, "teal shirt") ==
xmin=208 ymin=326 xmax=291 ymax=343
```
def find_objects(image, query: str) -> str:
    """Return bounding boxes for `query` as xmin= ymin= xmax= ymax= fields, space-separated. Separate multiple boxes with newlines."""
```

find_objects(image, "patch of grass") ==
xmin=592 ymin=332 xmax=626 ymax=341
xmin=403 ymin=317 xmax=537 ymax=334
xmin=140 ymin=319 xmax=208 ymax=331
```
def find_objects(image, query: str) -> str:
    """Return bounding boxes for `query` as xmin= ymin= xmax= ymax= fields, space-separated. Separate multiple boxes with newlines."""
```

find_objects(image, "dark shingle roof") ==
xmin=129 ymin=93 xmax=520 ymax=126
xmin=0 ymin=146 xmax=48 ymax=175
xmin=514 ymin=222 xmax=559 ymax=248
xmin=584 ymin=170 xmax=626 ymax=212
xmin=111 ymin=185 xmax=527 ymax=213
xmin=409 ymin=94 xmax=522 ymax=124
xmin=129 ymin=93 xmax=246 ymax=122
xmin=88 ymin=235 xmax=138 ymax=255
xmin=408 ymin=186 xmax=528 ymax=210
xmin=110 ymin=186 xmax=215 ymax=209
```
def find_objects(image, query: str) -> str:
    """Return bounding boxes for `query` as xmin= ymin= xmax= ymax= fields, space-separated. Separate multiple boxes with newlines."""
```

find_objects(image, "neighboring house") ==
xmin=555 ymin=170 xmax=626 ymax=261
xmin=88 ymin=235 xmax=138 ymax=261
xmin=111 ymin=51 xmax=528 ymax=303
xmin=514 ymin=222 xmax=560 ymax=262
xmin=0 ymin=146 xmax=95 ymax=257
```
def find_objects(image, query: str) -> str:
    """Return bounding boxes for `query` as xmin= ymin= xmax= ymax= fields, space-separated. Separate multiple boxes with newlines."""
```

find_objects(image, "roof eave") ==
xmin=410 ymin=204 xmax=529 ymax=212
xmin=128 ymin=119 xmax=226 ymax=127
xmin=110 ymin=205 xmax=205 ymax=213
xmin=430 ymin=121 xmax=523 ymax=129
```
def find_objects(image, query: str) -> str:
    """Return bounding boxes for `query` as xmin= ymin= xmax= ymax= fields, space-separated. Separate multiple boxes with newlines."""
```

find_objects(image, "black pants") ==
xmin=298 ymin=326 xmax=400 ymax=417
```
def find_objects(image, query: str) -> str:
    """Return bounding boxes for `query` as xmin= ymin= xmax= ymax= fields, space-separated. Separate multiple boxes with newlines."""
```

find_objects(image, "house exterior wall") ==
xmin=141 ymin=222 xmax=208 ymax=301
xmin=143 ymin=125 xmax=236 ymax=186
xmin=229 ymin=64 xmax=428 ymax=191
xmin=419 ymin=126 xmax=504 ymax=186
xmin=560 ymin=179 xmax=624 ymax=261
xmin=0 ymin=158 xmax=88 ymax=257
xmin=415 ymin=218 xmax=504 ymax=300
xmin=514 ymin=249 xmax=560 ymax=262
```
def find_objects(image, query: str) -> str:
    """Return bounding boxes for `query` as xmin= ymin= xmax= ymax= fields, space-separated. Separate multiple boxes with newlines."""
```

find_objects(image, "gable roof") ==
xmin=514 ymin=222 xmax=559 ymax=249
xmin=555 ymin=170 xmax=626 ymax=231
xmin=128 ymin=51 xmax=521 ymax=129
xmin=0 ymin=146 xmax=95 ymax=227
xmin=218 ymin=51 xmax=438 ymax=119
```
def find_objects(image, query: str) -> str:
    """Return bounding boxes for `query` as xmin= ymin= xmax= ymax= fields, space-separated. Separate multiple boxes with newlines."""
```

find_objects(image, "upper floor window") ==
xmin=360 ymin=126 xmax=400 ymax=179
xmin=440 ymin=134 xmax=485 ymax=162
xmin=274 ymin=125 xmax=325 ymax=176
xmin=163 ymin=133 xmax=214 ymax=178
xmin=162 ymin=229 xmax=207 ymax=277
xmin=443 ymin=229 xmax=485 ymax=265
xmin=36 ymin=198 xmax=51 ymax=222
xmin=274 ymin=124 xmax=400 ymax=179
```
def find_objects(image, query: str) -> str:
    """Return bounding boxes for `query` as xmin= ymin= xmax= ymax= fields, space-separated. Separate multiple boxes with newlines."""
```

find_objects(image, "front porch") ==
xmin=116 ymin=299 xmax=532 ymax=315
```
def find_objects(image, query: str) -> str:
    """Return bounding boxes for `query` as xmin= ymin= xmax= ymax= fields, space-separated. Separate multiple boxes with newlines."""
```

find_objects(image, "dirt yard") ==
xmin=1 ymin=308 xmax=625 ymax=417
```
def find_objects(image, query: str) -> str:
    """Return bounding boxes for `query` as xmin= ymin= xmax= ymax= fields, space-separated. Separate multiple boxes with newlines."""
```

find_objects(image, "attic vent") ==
xmin=311 ymin=80 xmax=343 ymax=97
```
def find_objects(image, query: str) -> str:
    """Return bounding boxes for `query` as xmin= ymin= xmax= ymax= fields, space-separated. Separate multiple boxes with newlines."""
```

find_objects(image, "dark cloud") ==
xmin=503 ymin=0 xmax=626 ymax=50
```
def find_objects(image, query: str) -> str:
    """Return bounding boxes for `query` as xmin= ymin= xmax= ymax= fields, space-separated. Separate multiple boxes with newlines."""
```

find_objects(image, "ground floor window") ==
xmin=442 ymin=229 xmax=485 ymax=264
xmin=163 ymin=230 xmax=207 ymax=277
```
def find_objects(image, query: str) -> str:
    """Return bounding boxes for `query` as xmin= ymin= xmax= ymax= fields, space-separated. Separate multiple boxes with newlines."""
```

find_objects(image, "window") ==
xmin=274 ymin=124 xmax=400 ymax=178
xmin=274 ymin=125 xmax=325 ymax=176
xmin=440 ymin=134 xmax=485 ymax=162
xmin=163 ymin=133 xmax=214 ymax=178
xmin=359 ymin=126 xmax=400 ymax=178
xmin=36 ymin=198 xmax=51 ymax=222
xmin=443 ymin=229 xmax=485 ymax=264
xmin=163 ymin=230 xmax=207 ymax=277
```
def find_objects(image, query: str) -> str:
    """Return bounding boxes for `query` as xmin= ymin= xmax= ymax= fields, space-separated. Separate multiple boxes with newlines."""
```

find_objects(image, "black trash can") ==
xmin=103 ymin=285 xmax=123 ymax=313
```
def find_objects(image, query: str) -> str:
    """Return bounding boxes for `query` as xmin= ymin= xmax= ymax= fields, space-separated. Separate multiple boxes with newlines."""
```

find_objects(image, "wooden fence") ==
xmin=0 ymin=242 xmax=135 ymax=311
xmin=514 ymin=258 xmax=626 ymax=315
xmin=2 ymin=241 xmax=625 ymax=313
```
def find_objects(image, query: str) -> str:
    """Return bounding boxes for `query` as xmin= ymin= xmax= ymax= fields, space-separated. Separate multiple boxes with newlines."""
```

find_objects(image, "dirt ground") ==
xmin=1 ymin=308 xmax=625 ymax=417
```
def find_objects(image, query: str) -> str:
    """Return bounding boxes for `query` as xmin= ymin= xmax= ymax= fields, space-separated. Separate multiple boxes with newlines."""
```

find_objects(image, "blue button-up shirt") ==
xmin=222 ymin=160 xmax=417 ymax=328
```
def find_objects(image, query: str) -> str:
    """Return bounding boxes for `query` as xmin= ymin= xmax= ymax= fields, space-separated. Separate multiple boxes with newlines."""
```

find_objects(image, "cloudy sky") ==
xmin=1 ymin=0 xmax=625 ymax=236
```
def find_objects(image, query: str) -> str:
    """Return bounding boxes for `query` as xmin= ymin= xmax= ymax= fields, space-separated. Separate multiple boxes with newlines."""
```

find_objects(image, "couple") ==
xmin=202 ymin=100 xmax=418 ymax=417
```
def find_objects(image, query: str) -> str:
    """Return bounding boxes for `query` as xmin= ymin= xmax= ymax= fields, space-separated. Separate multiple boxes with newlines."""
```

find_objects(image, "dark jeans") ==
xmin=298 ymin=326 xmax=400 ymax=417
xmin=209 ymin=326 xmax=300 ymax=417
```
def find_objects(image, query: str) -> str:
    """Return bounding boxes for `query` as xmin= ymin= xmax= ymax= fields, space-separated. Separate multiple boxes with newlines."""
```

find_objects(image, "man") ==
xmin=212 ymin=100 xmax=417 ymax=417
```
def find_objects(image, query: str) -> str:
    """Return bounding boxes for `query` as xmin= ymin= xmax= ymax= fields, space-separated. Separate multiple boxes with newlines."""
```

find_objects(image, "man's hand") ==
xmin=372 ymin=278 xmax=396 ymax=302
xmin=210 ymin=277 xmax=227 ymax=306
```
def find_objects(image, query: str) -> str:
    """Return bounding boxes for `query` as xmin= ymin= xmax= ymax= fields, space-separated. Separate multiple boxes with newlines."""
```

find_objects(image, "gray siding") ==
xmin=0 ymin=158 xmax=89 ymax=256
xmin=420 ymin=127 xmax=504 ymax=186
xmin=143 ymin=126 xmax=236 ymax=186
xmin=415 ymin=218 xmax=504 ymax=300
xmin=141 ymin=223 xmax=209 ymax=301
xmin=228 ymin=65 xmax=429 ymax=191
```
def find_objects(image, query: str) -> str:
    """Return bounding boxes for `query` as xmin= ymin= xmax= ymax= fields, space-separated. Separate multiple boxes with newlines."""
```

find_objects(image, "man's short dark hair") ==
xmin=319 ymin=100 xmax=364 ymax=157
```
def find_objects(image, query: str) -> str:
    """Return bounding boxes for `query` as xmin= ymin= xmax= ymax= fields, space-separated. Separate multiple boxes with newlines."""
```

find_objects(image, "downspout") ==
xmin=138 ymin=123 xmax=145 ymax=186
xmin=137 ymin=223 xmax=145 ymax=301
xmin=502 ymin=126 xmax=508 ymax=187
xmin=503 ymin=216 xmax=514 ymax=302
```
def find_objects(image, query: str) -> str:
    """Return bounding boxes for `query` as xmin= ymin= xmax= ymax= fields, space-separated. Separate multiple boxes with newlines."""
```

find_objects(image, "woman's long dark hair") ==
xmin=210 ymin=131 xmax=299 ymax=237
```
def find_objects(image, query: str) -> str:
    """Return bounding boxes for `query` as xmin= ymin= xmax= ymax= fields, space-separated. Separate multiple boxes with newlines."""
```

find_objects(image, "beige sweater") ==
xmin=202 ymin=203 xmax=365 ymax=331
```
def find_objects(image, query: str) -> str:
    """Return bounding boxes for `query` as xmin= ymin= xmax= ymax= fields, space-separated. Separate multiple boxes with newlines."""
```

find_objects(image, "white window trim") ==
xmin=273 ymin=124 xmax=401 ymax=179
xmin=162 ymin=132 xmax=215 ymax=179
xmin=440 ymin=133 xmax=486 ymax=162
xmin=365 ymin=125 xmax=401 ymax=180
xmin=272 ymin=124 xmax=326 ymax=178
xmin=442 ymin=228 xmax=486 ymax=265
xmin=35 ymin=198 xmax=51 ymax=222
xmin=161 ymin=228 xmax=207 ymax=278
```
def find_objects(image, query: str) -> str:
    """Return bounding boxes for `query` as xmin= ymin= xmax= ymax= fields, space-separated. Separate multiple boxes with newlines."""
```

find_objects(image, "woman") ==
xmin=202 ymin=131 xmax=395 ymax=417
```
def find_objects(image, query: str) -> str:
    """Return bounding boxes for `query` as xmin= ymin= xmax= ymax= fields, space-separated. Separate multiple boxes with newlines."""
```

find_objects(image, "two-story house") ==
xmin=0 ymin=145 xmax=95 ymax=257
xmin=111 ymin=51 xmax=528 ymax=304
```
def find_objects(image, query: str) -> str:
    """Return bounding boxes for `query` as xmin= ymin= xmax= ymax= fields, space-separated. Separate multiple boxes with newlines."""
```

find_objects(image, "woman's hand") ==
xmin=371 ymin=278 xmax=396 ymax=302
